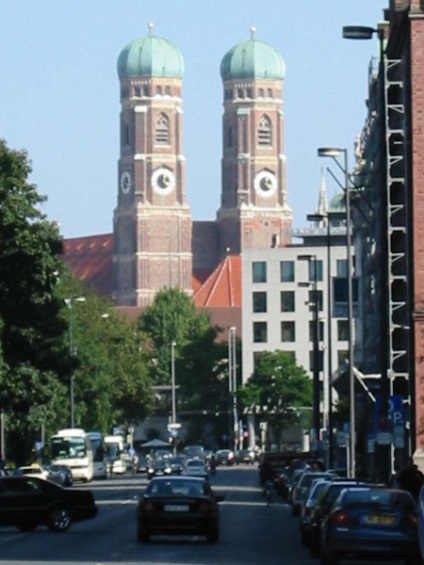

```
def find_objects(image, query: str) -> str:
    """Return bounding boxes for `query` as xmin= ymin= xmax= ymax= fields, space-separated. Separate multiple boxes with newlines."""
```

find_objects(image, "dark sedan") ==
xmin=320 ymin=487 xmax=420 ymax=564
xmin=0 ymin=476 xmax=97 ymax=532
xmin=136 ymin=475 xmax=224 ymax=543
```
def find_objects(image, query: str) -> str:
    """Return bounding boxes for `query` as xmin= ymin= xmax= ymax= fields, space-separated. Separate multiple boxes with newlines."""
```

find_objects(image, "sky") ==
xmin=0 ymin=1 xmax=385 ymax=239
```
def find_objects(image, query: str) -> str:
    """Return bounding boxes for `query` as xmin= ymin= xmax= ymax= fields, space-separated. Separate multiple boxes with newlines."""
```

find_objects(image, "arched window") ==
xmin=165 ymin=86 xmax=171 ymax=95
xmin=258 ymin=88 xmax=264 ymax=97
xmin=267 ymin=88 xmax=273 ymax=97
xmin=156 ymin=113 xmax=169 ymax=144
xmin=156 ymin=85 xmax=162 ymax=95
xmin=258 ymin=116 xmax=272 ymax=146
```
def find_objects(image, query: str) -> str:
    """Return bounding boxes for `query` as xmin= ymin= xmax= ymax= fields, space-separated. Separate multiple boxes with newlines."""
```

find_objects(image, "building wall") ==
xmin=242 ymin=243 xmax=349 ymax=425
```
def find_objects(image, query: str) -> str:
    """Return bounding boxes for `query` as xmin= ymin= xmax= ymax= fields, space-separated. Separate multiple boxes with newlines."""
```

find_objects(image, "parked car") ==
xmin=291 ymin=471 xmax=336 ymax=517
xmin=136 ymin=475 xmax=224 ymax=543
xmin=19 ymin=464 xmax=49 ymax=480
xmin=47 ymin=465 xmax=73 ymax=487
xmin=0 ymin=476 xmax=97 ymax=532
xmin=183 ymin=458 xmax=208 ymax=478
xmin=166 ymin=456 xmax=186 ymax=475
xmin=320 ymin=487 xmax=420 ymax=564
xmin=309 ymin=479 xmax=372 ymax=557
xmin=215 ymin=449 xmax=234 ymax=466
xmin=299 ymin=478 xmax=333 ymax=546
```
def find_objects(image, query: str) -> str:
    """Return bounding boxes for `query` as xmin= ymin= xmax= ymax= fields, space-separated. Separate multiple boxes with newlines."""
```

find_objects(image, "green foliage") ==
xmin=238 ymin=350 xmax=312 ymax=446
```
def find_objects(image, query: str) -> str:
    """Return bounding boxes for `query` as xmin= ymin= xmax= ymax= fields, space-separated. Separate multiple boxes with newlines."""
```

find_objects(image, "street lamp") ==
xmin=307 ymin=210 xmax=334 ymax=467
xmin=228 ymin=327 xmax=238 ymax=452
xmin=171 ymin=341 xmax=177 ymax=424
xmin=298 ymin=254 xmax=320 ymax=452
xmin=64 ymin=296 xmax=86 ymax=428
xmin=317 ymin=147 xmax=356 ymax=478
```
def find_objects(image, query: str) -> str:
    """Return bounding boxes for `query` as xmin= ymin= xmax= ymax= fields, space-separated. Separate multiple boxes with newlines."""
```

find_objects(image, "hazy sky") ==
xmin=0 ymin=1 xmax=385 ymax=239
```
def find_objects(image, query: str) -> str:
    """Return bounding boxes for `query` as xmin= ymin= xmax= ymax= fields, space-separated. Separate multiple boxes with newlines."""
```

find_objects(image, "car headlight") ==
xmin=148 ymin=467 xmax=154 ymax=473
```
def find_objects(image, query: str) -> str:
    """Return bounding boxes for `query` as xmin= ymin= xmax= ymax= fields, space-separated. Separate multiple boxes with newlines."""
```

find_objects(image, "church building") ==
xmin=63 ymin=25 xmax=293 ymax=324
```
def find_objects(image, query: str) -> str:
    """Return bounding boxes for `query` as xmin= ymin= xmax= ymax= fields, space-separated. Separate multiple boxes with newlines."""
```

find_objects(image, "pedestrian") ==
xmin=397 ymin=456 xmax=424 ymax=501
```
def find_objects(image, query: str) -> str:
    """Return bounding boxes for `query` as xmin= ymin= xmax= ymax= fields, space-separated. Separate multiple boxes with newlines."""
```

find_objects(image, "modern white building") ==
xmin=241 ymin=187 xmax=354 ymax=447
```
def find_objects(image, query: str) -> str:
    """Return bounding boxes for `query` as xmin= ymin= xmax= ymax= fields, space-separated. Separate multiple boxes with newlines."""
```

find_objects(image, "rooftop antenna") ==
xmin=250 ymin=25 xmax=256 ymax=39
xmin=148 ymin=22 xmax=154 ymax=35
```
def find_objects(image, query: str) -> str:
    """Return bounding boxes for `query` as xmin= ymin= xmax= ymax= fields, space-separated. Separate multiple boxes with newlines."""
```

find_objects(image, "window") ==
xmin=237 ymin=88 xmax=244 ymax=98
xmin=258 ymin=116 xmax=272 ymax=146
xmin=267 ymin=88 xmax=273 ymax=97
xmin=253 ymin=322 xmax=267 ymax=343
xmin=337 ymin=259 xmax=348 ymax=278
xmin=333 ymin=278 xmax=358 ymax=303
xmin=134 ymin=86 xmax=141 ymax=97
xmin=252 ymin=261 xmax=267 ymax=283
xmin=156 ymin=85 xmax=162 ymax=95
xmin=280 ymin=260 xmax=295 ymax=282
xmin=337 ymin=320 xmax=349 ymax=341
xmin=281 ymin=291 xmax=295 ymax=312
xmin=308 ymin=260 xmax=323 ymax=282
xmin=165 ymin=86 xmax=171 ymax=95
xmin=228 ymin=126 xmax=233 ymax=148
xmin=155 ymin=113 xmax=169 ymax=144
xmin=258 ymin=88 xmax=264 ymax=97
xmin=247 ymin=87 xmax=253 ymax=98
xmin=309 ymin=321 xmax=324 ymax=341
xmin=308 ymin=290 xmax=323 ymax=311
xmin=143 ymin=85 xmax=149 ymax=96
xmin=281 ymin=321 xmax=295 ymax=342
xmin=253 ymin=292 xmax=267 ymax=313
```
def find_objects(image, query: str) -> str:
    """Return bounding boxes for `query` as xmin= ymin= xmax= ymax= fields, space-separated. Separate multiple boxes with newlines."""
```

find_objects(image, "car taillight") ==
xmin=331 ymin=511 xmax=349 ymax=526
xmin=405 ymin=513 xmax=418 ymax=527
xmin=199 ymin=501 xmax=211 ymax=513
xmin=143 ymin=500 xmax=154 ymax=513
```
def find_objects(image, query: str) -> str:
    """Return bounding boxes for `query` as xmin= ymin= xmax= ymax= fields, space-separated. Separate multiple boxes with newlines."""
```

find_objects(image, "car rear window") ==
xmin=344 ymin=489 xmax=415 ymax=510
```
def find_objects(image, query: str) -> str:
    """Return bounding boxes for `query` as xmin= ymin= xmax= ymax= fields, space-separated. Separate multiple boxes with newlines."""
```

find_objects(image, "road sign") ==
xmin=167 ymin=423 xmax=181 ymax=431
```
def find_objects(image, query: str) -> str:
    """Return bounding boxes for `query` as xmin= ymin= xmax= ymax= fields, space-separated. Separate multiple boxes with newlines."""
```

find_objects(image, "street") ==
xmin=0 ymin=466 xmax=410 ymax=565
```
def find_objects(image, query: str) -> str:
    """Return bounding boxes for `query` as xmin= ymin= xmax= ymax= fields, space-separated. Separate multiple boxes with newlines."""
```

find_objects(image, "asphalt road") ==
xmin=0 ymin=466 xmax=408 ymax=565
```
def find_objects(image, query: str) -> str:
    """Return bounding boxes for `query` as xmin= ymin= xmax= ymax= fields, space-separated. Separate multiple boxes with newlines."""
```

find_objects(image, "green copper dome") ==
xmin=220 ymin=36 xmax=285 ymax=81
xmin=328 ymin=193 xmax=345 ymax=213
xmin=117 ymin=27 xmax=184 ymax=79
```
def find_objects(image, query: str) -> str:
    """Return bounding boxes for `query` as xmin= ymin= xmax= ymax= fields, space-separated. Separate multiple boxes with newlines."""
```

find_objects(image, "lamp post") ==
xmin=318 ymin=147 xmax=356 ymax=478
xmin=64 ymin=296 xmax=86 ymax=428
xmin=299 ymin=254 xmax=321 ymax=451
xmin=171 ymin=341 xmax=177 ymax=424
xmin=307 ymin=210 xmax=334 ymax=467
xmin=228 ymin=327 xmax=238 ymax=452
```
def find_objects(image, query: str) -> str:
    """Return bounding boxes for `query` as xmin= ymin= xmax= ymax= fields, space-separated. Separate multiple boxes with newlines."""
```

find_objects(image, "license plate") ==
xmin=365 ymin=514 xmax=395 ymax=525
xmin=164 ymin=504 xmax=189 ymax=512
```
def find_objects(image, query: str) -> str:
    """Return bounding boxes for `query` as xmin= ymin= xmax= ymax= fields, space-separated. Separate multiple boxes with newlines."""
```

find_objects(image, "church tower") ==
xmin=217 ymin=28 xmax=292 ymax=255
xmin=113 ymin=24 xmax=192 ymax=306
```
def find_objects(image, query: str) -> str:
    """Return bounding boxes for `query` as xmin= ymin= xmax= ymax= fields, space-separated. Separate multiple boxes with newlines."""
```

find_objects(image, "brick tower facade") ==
xmin=217 ymin=29 xmax=292 ymax=256
xmin=113 ymin=26 xmax=192 ymax=306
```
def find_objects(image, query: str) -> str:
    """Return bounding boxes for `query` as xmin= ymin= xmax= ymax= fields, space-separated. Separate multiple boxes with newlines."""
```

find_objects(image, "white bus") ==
xmin=87 ymin=431 xmax=108 ymax=479
xmin=50 ymin=428 xmax=94 ymax=482
xmin=104 ymin=434 xmax=127 ymax=475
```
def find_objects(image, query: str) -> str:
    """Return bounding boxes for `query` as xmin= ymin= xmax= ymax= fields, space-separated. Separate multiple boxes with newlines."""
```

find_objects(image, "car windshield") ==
xmin=309 ymin=481 xmax=330 ymax=502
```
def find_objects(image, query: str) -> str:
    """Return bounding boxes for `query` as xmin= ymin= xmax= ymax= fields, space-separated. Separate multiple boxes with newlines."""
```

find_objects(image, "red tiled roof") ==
xmin=62 ymin=234 xmax=113 ymax=297
xmin=193 ymin=255 xmax=241 ymax=308
xmin=62 ymin=236 xmax=242 ymax=317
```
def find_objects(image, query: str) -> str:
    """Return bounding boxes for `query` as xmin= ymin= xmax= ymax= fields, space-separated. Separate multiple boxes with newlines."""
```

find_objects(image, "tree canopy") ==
xmin=238 ymin=350 xmax=312 ymax=447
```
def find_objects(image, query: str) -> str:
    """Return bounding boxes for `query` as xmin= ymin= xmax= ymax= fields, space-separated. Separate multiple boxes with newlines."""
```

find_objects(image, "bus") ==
xmin=104 ymin=434 xmax=127 ymax=475
xmin=87 ymin=431 xmax=108 ymax=479
xmin=50 ymin=428 xmax=94 ymax=482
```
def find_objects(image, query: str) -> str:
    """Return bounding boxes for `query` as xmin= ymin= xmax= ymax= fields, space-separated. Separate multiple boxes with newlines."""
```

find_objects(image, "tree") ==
xmin=137 ymin=288 xmax=227 ymax=445
xmin=0 ymin=139 xmax=68 ymax=462
xmin=238 ymin=350 xmax=312 ymax=449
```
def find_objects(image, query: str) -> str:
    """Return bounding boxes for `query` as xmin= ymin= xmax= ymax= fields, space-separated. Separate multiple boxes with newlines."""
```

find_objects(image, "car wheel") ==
xmin=326 ymin=550 xmax=340 ymax=565
xmin=137 ymin=525 xmax=150 ymax=542
xmin=47 ymin=505 xmax=72 ymax=532
xmin=206 ymin=525 xmax=219 ymax=543
xmin=17 ymin=521 xmax=38 ymax=532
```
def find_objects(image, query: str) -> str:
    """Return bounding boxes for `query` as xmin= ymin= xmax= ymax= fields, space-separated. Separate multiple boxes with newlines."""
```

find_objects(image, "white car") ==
xmin=19 ymin=464 xmax=49 ymax=480
xmin=183 ymin=458 xmax=208 ymax=478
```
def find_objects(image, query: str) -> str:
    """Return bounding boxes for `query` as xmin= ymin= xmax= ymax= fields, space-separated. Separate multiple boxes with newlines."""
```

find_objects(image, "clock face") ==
xmin=120 ymin=171 xmax=132 ymax=194
xmin=254 ymin=171 xmax=277 ymax=197
xmin=152 ymin=167 xmax=175 ymax=195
